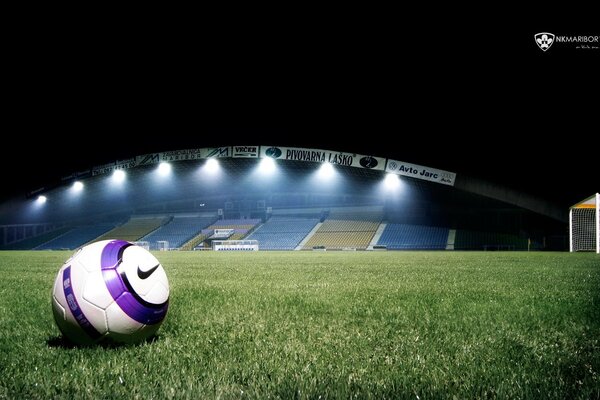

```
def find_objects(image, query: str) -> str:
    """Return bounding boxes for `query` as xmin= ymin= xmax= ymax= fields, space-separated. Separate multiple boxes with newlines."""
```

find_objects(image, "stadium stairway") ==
xmin=446 ymin=229 xmax=456 ymax=250
xmin=180 ymin=233 xmax=208 ymax=251
xmin=302 ymin=218 xmax=380 ymax=250
xmin=141 ymin=216 xmax=217 ymax=250
xmin=295 ymin=222 xmax=322 ymax=250
xmin=367 ymin=223 xmax=387 ymax=250
xmin=246 ymin=217 xmax=319 ymax=250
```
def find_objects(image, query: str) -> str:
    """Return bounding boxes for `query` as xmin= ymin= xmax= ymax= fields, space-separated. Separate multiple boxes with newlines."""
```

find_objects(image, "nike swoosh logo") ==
xmin=137 ymin=264 xmax=160 ymax=279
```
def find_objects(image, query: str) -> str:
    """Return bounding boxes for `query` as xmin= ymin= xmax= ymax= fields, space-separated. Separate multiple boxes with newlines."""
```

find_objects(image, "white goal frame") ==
xmin=133 ymin=241 xmax=149 ymax=251
xmin=569 ymin=193 xmax=599 ymax=253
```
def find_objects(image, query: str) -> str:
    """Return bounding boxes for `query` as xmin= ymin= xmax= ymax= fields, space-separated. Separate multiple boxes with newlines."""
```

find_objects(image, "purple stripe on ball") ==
xmin=101 ymin=240 xmax=168 ymax=325
xmin=115 ymin=291 xmax=169 ymax=325
xmin=62 ymin=266 xmax=102 ymax=340
xmin=100 ymin=240 xmax=131 ymax=270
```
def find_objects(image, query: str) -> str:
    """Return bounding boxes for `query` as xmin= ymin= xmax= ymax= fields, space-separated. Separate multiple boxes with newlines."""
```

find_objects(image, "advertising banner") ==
xmin=232 ymin=146 xmax=259 ymax=158
xmin=159 ymin=148 xmax=205 ymax=162
xmin=136 ymin=148 xmax=231 ymax=167
xmin=259 ymin=146 xmax=386 ymax=171
xmin=385 ymin=159 xmax=456 ymax=186
xmin=202 ymin=147 xmax=232 ymax=158
xmin=92 ymin=158 xmax=136 ymax=176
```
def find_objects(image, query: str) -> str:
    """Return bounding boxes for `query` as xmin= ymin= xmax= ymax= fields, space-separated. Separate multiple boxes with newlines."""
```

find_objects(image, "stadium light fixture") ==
xmin=36 ymin=195 xmax=47 ymax=204
xmin=72 ymin=181 xmax=84 ymax=192
xmin=317 ymin=163 xmax=335 ymax=179
xmin=384 ymin=173 xmax=400 ymax=190
xmin=205 ymin=158 xmax=219 ymax=174
xmin=157 ymin=162 xmax=171 ymax=176
xmin=258 ymin=157 xmax=276 ymax=174
xmin=112 ymin=169 xmax=126 ymax=183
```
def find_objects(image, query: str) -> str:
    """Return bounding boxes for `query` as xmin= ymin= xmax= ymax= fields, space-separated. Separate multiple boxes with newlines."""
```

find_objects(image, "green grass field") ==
xmin=1 ymin=251 xmax=599 ymax=399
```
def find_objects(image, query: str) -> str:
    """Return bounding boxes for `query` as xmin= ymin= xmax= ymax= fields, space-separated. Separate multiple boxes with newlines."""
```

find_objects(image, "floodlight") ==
xmin=72 ymin=181 xmax=84 ymax=192
xmin=259 ymin=157 xmax=276 ymax=174
xmin=158 ymin=162 xmax=171 ymax=176
xmin=112 ymin=169 xmax=126 ymax=183
xmin=37 ymin=195 xmax=47 ymax=204
xmin=318 ymin=163 xmax=335 ymax=179
xmin=384 ymin=173 xmax=400 ymax=189
xmin=205 ymin=158 xmax=219 ymax=173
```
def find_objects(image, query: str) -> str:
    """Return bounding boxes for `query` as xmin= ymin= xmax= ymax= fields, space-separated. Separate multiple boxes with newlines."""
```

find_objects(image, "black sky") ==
xmin=2 ymin=21 xmax=597 ymax=207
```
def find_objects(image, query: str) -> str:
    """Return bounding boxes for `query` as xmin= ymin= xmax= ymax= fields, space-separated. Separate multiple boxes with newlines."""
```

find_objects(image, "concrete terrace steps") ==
xmin=295 ymin=222 xmax=323 ymax=250
xmin=368 ymin=222 xmax=387 ymax=250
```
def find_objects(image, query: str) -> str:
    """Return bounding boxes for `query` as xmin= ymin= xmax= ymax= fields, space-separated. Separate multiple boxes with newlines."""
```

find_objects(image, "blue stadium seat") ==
xmin=377 ymin=224 xmax=449 ymax=250
xmin=35 ymin=224 xmax=116 ymax=250
xmin=142 ymin=216 xmax=217 ymax=250
xmin=246 ymin=217 xmax=319 ymax=250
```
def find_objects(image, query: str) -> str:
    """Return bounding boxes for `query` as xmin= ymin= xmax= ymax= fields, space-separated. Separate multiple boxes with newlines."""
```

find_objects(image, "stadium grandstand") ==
xmin=141 ymin=215 xmax=218 ymax=250
xmin=0 ymin=146 xmax=569 ymax=251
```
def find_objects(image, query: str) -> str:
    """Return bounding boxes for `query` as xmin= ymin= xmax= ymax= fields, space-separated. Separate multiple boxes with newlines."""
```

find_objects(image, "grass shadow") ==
xmin=46 ymin=335 xmax=79 ymax=349
xmin=46 ymin=334 xmax=161 ymax=349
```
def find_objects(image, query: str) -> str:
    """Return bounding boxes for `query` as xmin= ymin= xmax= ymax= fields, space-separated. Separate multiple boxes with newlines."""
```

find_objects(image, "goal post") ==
xmin=569 ymin=193 xmax=599 ymax=253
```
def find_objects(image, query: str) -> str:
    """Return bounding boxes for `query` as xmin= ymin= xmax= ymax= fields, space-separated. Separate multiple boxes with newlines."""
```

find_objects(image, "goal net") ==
xmin=133 ymin=241 xmax=149 ymax=251
xmin=570 ymin=193 xmax=599 ymax=253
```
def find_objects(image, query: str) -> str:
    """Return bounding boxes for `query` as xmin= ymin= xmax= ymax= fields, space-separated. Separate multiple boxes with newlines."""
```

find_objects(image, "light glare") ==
xmin=318 ymin=163 xmax=335 ymax=179
xmin=384 ymin=173 xmax=400 ymax=189
xmin=37 ymin=195 xmax=47 ymax=204
xmin=72 ymin=181 xmax=84 ymax=192
xmin=158 ymin=162 xmax=171 ymax=176
xmin=112 ymin=169 xmax=126 ymax=183
xmin=259 ymin=157 xmax=276 ymax=174
xmin=205 ymin=158 xmax=219 ymax=173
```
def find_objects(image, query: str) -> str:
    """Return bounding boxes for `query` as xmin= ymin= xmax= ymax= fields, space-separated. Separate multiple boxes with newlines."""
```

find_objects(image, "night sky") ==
xmin=2 ymin=22 xmax=597 ymax=207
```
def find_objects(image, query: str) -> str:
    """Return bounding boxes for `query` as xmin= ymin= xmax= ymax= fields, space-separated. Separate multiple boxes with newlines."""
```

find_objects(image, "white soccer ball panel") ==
xmin=52 ymin=294 xmax=65 ymax=321
xmin=52 ymin=293 xmax=98 ymax=346
xmin=77 ymin=240 xmax=115 ymax=272
xmin=62 ymin=247 xmax=82 ymax=269
xmin=108 ymin=323 xmax=159 ymax=344
xmin=105 ymin=300 xmax=144 ymax=335
xmin=145 ymin=281 xmax=170 ymax=305
xmin=52 ymin=266 xmax=67 ymax=306
xmin=78 ymin=301 xmax=108 ymax=334
xmin=51 ymin=270 xmax=68 ymax=333
xmin=82 ymin=270 xmax=115 ymax=310
xmin=69 ymin=260 xmax=88 ymax=301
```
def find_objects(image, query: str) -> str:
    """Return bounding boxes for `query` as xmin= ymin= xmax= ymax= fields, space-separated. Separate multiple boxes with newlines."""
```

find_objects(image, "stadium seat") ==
xmin=35 ymin=224 xmax=116 ymax=250
xmin=246 ymin=217 xmax=320 ymax=250
xmin=302 ymin=211 xmax=382 ymax=250
xmin=377 ymin=224 xmax=449 ymax=250
xmin=142 ymin=216 xmax=218 ymax=250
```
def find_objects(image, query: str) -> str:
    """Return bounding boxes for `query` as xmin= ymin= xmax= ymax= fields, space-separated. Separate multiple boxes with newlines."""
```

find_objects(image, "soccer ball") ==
xmin=51 ymin=240 xmax=169 ymax=345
